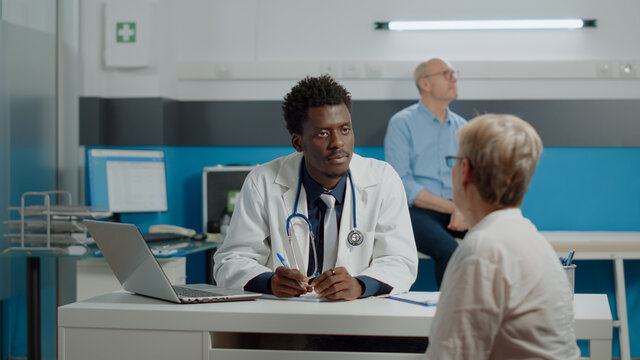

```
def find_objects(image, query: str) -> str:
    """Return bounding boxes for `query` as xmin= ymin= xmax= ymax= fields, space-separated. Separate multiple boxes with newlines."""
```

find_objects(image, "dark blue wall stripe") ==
xmin=80 ymin=98 xmax=640 ymax=147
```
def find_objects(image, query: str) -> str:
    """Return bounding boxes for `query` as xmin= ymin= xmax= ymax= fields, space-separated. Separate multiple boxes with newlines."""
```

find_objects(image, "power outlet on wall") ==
xmin=364 ymin=62 xmax=383 ymax=78
xmin=618 ymin=61 xmax=638 ymax=78
xmin=596 ymin=62 xmax=612 ymax=78
xmin=319 ymin=63 xmax=341 ymax=78
xmin=215 ymin=63 xmax=233 ymax=79
xmin=342 ymin=62 xmax=363 ymax=79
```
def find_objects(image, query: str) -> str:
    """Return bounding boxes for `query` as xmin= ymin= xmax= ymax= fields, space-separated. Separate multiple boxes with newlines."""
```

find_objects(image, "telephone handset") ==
xmin=148 ymin=224 xmax=196 ymax=237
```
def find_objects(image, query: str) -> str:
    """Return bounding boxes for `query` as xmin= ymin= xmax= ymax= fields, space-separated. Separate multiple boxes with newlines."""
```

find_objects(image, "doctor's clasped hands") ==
xmin=271 ymin=266 xmax=364 ymax=301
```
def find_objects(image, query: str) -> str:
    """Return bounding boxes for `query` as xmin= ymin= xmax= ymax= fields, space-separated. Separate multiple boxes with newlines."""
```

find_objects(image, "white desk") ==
xmin=58 ymin=292 xmax=611 ymax=360
xmin=543 ymin=231 xmax=640 ymax=360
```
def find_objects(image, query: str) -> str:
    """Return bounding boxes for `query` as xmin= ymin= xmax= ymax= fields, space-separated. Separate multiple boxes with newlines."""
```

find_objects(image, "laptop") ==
xmin=84 ymin=220 xmax=261 ymax=304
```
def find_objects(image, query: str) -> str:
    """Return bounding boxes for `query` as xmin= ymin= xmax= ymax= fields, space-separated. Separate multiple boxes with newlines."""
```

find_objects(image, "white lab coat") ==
xmin=213 ymin=152 xmax=418 ymax=292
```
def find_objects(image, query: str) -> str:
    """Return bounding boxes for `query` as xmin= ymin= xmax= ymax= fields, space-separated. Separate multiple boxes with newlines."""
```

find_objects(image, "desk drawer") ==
xmin=59 ymin=327 xmax=204 ymax=360
xmin=208 ymin=332 xmax=427 ymax=360
xmin=210 ymin=349 xmax=425 ymax=360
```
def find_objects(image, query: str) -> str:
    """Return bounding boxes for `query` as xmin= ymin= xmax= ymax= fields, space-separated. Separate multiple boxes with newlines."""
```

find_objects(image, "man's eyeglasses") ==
xmin=445 ymin=155 xmax=465 ymax=168
xmin=424 ymin=70 xmax=459 ymax=81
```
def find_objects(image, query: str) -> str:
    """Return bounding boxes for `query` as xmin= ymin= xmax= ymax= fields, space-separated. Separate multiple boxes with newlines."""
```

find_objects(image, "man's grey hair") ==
xmin=413 ymin=61 xmax=431 ymax=93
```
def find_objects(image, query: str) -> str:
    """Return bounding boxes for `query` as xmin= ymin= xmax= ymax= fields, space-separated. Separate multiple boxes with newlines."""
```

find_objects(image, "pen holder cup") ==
xmin=563 ymin=264 xmax=577 ymax=297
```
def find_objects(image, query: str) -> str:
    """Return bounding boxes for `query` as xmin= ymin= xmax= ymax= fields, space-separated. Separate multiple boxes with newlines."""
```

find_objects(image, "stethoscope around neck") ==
xmin=285 ymin=158 xmax=365 ymax=277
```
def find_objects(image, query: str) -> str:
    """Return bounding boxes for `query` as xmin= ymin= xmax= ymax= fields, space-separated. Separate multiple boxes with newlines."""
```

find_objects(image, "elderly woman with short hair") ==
xmin=426 ymin=114 xmax=579 ymax=359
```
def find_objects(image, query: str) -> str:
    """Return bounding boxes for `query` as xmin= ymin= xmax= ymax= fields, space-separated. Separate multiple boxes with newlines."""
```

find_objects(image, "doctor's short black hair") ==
xmin=282 ymin=75 xmax=352 ymax=135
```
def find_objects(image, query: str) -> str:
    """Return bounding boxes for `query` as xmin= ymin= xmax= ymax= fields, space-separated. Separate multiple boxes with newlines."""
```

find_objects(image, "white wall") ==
xmin=2 ymin=0 xmax=56 ymax=33
xmin=80 ymin=0 xmax=640 ymax=100
xmin=58 ymin=0 xmax=82 ymax=204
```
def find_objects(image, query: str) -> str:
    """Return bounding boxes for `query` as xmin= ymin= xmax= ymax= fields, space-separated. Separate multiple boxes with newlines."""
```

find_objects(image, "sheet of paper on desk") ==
xmin=262 ymin=290 xmax=334 ymax=302
xmin=388 ymin=291 xmax=439 ymax=306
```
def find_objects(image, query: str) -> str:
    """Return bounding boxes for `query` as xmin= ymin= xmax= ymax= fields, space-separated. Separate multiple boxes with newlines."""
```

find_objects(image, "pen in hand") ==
xmin=276 ymin=252 xmax=311 ymax=291
xmin=276 ymin=252 xmax=290 ymax=268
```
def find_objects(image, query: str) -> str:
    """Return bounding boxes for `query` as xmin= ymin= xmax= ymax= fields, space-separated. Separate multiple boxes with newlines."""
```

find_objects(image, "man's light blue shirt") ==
xmin=384 ymin=101 xmax=467 ymax=205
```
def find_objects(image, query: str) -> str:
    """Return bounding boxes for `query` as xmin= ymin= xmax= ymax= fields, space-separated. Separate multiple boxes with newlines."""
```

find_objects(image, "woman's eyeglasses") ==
xmin=445 ymin=155 xmax=466 ymax=168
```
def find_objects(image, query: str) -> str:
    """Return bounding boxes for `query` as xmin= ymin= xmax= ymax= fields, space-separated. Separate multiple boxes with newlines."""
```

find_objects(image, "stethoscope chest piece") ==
xmin=347 ymin=229 xmax=364 ymax=246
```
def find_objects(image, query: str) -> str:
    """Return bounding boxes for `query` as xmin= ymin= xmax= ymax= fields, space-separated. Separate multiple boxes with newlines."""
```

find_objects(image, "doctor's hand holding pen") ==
xmin=311 ymin=267 xmax=364 ymax=301
xmin=271 ymin=253 xmax=313 ymax=297
xmin=271 ymin=266 xmax=313 ymax=297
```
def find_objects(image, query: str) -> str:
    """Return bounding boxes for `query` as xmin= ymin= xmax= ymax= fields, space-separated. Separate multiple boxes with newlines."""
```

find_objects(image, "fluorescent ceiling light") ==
xmin=375 ymin=19 xmax=597 ymax=31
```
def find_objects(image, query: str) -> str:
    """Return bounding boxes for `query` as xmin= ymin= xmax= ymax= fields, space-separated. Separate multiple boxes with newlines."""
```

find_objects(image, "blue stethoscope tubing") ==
xmin=285 ymin=158 xmax=364 ymax=276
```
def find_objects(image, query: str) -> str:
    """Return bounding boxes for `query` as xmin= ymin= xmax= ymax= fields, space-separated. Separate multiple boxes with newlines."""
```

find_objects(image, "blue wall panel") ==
xmin=523 ymin=147 xmax=640 ymax=230
xmin=88 ymin=146 xmax=385 ymax=232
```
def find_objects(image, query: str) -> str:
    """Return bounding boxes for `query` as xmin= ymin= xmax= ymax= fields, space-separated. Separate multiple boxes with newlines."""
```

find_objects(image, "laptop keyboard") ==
xmin=173 ymin=285 xmax=220 ymax=298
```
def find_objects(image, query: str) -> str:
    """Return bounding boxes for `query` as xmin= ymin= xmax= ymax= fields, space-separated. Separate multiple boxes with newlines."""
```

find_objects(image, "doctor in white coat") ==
xmin=214 ymin=75 xmax=418 ymax=300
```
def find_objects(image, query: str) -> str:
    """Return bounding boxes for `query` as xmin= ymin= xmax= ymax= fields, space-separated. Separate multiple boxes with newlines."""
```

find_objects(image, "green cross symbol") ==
xmin=116 ymin=22 xmax=136 ymax=43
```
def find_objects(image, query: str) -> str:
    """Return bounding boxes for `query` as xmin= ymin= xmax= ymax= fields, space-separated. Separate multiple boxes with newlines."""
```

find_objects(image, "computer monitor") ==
xmin=87 ymin=149 xmax=168 ymax=213
xmin=202 ymin=166 xmax=253 ymax=234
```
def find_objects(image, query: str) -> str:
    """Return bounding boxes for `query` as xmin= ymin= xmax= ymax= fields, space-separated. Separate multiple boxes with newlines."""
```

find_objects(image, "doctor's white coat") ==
xmin=213 ymin=152 xmax=418 ymax=292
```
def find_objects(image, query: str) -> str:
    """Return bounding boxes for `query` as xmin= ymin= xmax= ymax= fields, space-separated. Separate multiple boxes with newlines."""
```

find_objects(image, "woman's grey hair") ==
xmin=457 ymin=113 xmax=543 ymax=207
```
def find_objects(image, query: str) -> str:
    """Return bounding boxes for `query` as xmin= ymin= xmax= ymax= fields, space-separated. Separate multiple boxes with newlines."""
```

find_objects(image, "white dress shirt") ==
xmin=426 ymin=208 xmax=580 ymax=360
